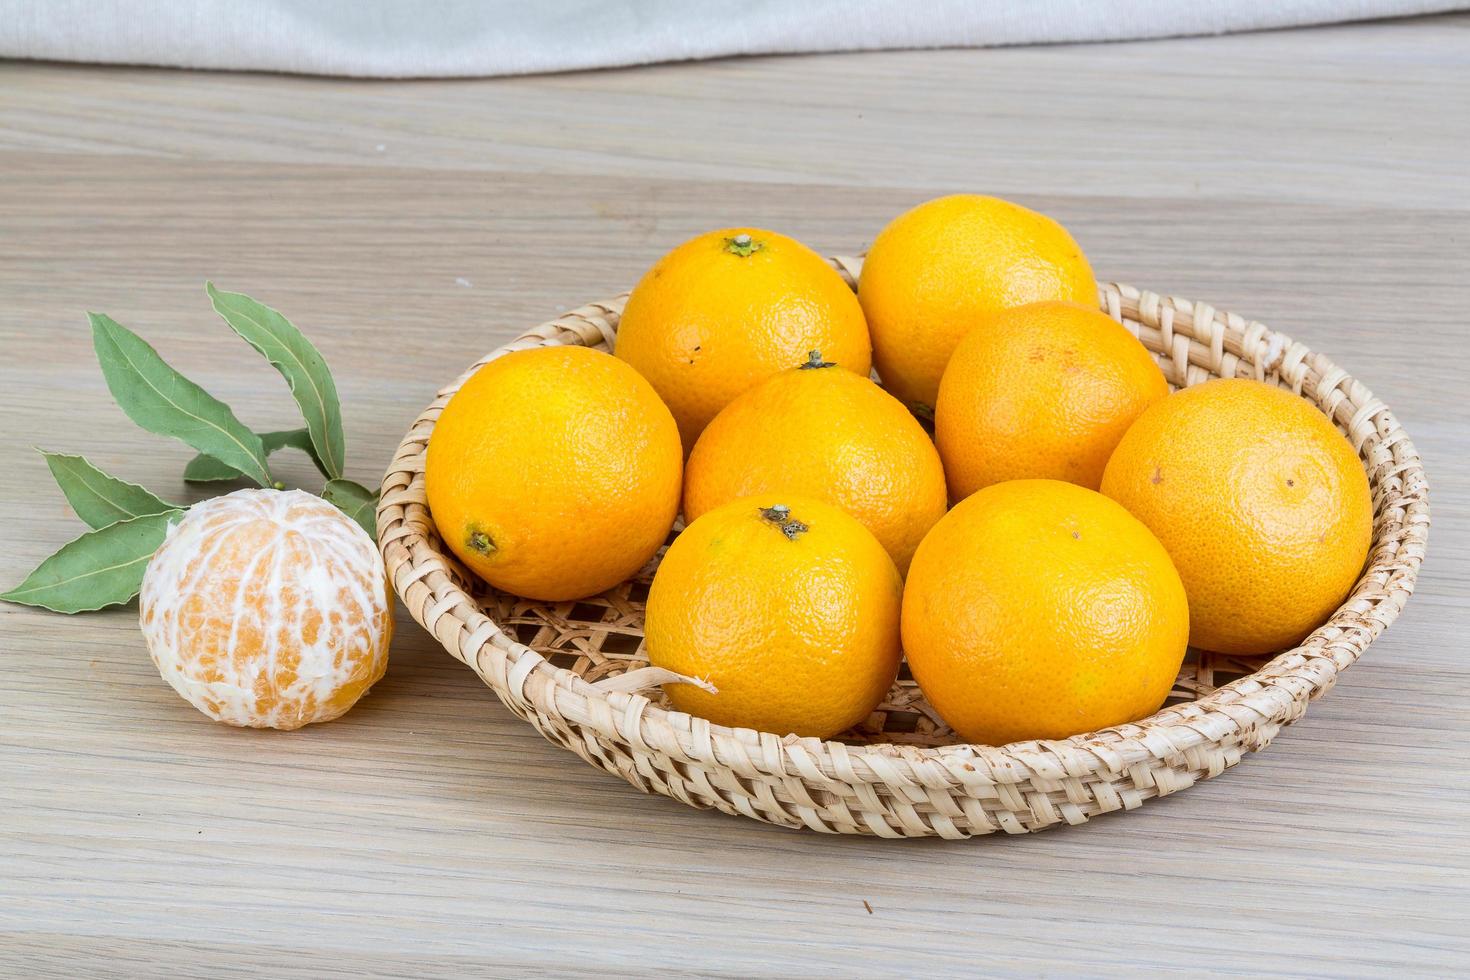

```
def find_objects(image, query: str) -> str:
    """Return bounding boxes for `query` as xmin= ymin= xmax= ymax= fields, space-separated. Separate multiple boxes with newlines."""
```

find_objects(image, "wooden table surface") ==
xmin=3 ymin=14 xmax=1468 ymax=976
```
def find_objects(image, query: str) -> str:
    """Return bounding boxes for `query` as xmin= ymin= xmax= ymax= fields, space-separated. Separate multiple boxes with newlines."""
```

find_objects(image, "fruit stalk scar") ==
xmin=724 ymin=233 xmax=764 ymax=257
xmin=760 ymin=504 xmax=809 ymax=541
xmin=466 ymin=528 xmax=496 ymax=555
xmin=799 ymin=350 xmax=836 ymax=370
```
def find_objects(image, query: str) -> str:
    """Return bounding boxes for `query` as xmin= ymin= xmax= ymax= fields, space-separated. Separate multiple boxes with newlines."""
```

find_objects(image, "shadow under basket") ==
xmin=377 ymin=257 xmax=1430 ymax=839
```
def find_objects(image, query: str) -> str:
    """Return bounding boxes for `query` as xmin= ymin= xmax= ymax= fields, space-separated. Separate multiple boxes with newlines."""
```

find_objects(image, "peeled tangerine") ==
xmin=140 ymin=489 xmax=393 ymax=730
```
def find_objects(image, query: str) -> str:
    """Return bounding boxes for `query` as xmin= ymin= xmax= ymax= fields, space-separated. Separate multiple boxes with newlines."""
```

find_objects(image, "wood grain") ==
xmin=2 ymin=15 xmax=1469 ymax=975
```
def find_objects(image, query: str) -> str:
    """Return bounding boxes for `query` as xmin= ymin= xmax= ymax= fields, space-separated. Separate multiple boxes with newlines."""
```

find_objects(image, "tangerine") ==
xmin=935 ymin=301 xmax=1168 ymax=499
xmin=645 ymin=495 xmax=901 ymax=739
xmin=902 ymin=480 xmax=1188 ymax=745
xmin=1101 ymin=378 xmax=1373 ymax=654
xmin=858 ymin=195 xmax=1097 ymax=413
xmin=684 ymin=351 xmax=947 ymax=574
xmin=614 ymin=228 xmax=871 ymax=447
xmin=425 ymin=345 xmax=682 ymax=602
xmin=139 ymin=489 xmax=393 ymax=730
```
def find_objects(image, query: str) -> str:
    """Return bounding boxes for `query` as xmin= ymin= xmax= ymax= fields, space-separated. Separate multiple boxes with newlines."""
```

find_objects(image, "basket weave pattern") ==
xmin=377 ymin=258 xmax=1429 ymax=838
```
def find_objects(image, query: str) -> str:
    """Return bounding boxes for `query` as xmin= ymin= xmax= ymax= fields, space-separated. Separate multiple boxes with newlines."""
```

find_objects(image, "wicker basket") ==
xmin=377 ymin=257 xmax=1429 ymax=838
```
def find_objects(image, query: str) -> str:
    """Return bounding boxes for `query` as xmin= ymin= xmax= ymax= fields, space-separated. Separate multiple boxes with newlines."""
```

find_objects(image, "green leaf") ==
xmin=39 ymin=449 xmax=178 ymax=529
xmin=322 ymin=479 xmax=378 ymax=539
xmin=207 ymin=283 xmax=345 ymax=480
xmin=1 ymin=510 xmax=182 ymax=613
xmin=183 ymin=428 xmax=330 ymax=483
xmin=90 ymin=313 xmax=274 ymax=487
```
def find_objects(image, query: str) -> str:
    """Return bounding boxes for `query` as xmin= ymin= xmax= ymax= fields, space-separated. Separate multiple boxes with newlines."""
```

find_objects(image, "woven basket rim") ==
xmin=376 ymin=258 xmax=1430 ymax=796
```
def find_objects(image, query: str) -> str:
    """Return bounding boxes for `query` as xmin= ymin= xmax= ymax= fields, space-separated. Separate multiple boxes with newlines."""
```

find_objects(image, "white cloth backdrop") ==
xmin=0 ymin=0 xmax=1462 ymax=78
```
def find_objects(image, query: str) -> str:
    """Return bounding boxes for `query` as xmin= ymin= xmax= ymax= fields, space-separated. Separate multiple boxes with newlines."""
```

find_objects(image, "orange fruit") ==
xmin=645 ymin=495 xmax=902 ymax=739
xmin=902 ymin=480 xmax=1189 ymax=745
xmin=614 ymin=227 xmax=871 ymax=447
xmin=935 ymin=301 xmax=1168 ymax=500
xmin=139 ymin=489 xmax=394 ymax=730
xmin=858 ymin=194 xmax=1097 ymax=413
xmin=425 ymin=345 xmax=682 ymax=602
xmin=683 ymin=351 xmax=947 ymax=574
xmin=1101 ymin=378 xmax=1373 ymax=655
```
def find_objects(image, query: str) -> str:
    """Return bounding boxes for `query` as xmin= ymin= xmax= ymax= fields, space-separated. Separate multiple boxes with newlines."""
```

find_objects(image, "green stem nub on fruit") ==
xmin=467 ymin=528 xmax=495 ymax=555
xmin=760 ymin=504 xmax=809 ymax=541
xmin=799 ymin=350 xmax=836 ymax=370
xmin=724 ymin=233 xmax=763 ymax=258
